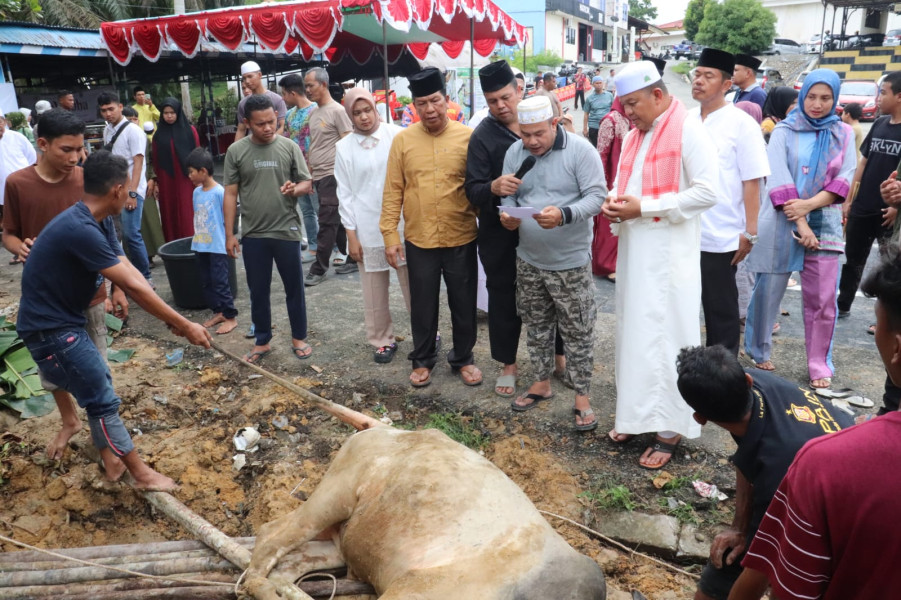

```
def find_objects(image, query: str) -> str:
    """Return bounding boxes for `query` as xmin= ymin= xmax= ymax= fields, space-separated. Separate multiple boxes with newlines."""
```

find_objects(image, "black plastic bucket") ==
xmin=157 ymin=237 xmax=238 ymax=310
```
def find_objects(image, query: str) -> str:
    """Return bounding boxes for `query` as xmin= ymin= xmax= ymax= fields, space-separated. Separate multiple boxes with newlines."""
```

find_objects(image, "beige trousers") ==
xmin=359 ymin=261 xmax=411 ymax=349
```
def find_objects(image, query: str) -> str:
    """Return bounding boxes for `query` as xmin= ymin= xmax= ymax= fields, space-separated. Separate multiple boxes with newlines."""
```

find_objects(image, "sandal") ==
xmin=573 ymin=407 xmax=598 ymax=432
xmin=456 ymin=365 xmax=483 ymax=387
xmin=867 ymin=324 xmax=876 ymax=335
xmin=494 ymin=374 xmax=517 ymax=398
xmin=243 ymin=349 xmax=271 ymax=364
xmin=374 ymin=343 xmax=397 ymax=364
xmin=639 ymin=437 xmax=680 ymax=470
xmin=410 ymin=367 xmax=432 ymax=388
xmin=608 ymin=429 xmax=635 ymax=444
xmin=511 ymin=392 xmax=554 ymax=412
xmin=809 ymin=378 xmax=832 ymax=389
xmin=292 ymin=343 xmax=313 ymax=360
xmin=814 ymin=387 xmax=854 ymax=399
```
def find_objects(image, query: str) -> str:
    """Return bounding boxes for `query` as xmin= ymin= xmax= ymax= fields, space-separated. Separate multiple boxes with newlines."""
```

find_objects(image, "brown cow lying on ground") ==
xmin=242 ymin=427 xmax=606 ymax=599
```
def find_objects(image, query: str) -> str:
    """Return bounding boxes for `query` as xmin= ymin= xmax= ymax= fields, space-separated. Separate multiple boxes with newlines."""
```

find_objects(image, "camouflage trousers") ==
xmin=515 ymin=259 xmax=597 ymax=395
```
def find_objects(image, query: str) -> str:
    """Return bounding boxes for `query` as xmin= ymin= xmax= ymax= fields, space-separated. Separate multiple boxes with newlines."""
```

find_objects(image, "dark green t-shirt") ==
xmin=223 ymin=135 xmax=310 ymax=241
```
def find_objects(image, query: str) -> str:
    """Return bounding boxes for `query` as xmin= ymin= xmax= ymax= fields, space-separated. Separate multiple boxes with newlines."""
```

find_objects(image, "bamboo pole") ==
xmin=0 ymin=572 xmax=236 ymax=599
xmin=0 ymin=539 xmax=255 ymax=564
xmin=60 ymin=579 xmax=372 ymax=600
xmin=209 ymin=341 xmax=385 ymax=432
xmin=0 ymin=548 xmax=239 ymax=572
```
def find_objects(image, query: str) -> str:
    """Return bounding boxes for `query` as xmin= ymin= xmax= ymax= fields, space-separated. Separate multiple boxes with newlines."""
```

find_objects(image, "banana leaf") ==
xmin=0 ymin=316 xmax=14 ymax=331
xmin=0 ymin=331 xmax=21 ymax=356
xmin=0 ymin=345 xmax=53 ymax=418
xmin=107 ymin=348 xmax=136 ymax=363
xmin=105 ymin=313 xmax=123 ymax=332
xmin=0 ymin=392 xmax=56 ymax=419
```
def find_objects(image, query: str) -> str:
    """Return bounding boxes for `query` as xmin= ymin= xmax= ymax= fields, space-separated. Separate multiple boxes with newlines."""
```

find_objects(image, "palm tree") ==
xmin=1 ymin=0 xmax=245 ymax=29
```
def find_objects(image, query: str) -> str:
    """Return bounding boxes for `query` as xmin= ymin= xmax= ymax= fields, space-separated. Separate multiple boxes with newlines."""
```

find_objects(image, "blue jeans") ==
xmin=121 ymin=193 xmax=151 ymax=279
xmin=23 ymin=328 xmax=134 ymax=457
xmin=242 ymin=237 xmax=307 ymax=346
xmin=297 ymin=191 xmax=319 ymax=251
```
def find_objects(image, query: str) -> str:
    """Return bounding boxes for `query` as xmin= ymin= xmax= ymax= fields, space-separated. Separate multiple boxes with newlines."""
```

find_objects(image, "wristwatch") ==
xmin=742 ymin=231 xmax=759 ymax=245
xmin=128 ymin=191 xmax=138 ymax=199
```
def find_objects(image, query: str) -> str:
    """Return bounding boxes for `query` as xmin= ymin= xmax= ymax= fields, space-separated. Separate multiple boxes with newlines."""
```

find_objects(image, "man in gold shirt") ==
xmin=132 ymin=87 xmax=160 ymax=139
xmin=380 ymin=67 xmax=482 ymax=389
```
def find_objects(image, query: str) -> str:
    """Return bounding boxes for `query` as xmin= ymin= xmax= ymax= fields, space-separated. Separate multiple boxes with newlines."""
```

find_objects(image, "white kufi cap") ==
xmin=613 ymin=61 xmax=661 ymax=96
xmin=35 ymin=100 xmax=52 ymax=115
xmin=240 ymin=60 xmax=261 ymax=76
xmin=517 ymin=95 xmax=553 ymax=124
xmin=143 ymin=121 xmax=155 ymax=133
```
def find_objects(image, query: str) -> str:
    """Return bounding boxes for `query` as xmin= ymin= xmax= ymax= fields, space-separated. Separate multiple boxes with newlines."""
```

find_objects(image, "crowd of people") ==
xmin=2 ymin=47 xmax=901 ymax=599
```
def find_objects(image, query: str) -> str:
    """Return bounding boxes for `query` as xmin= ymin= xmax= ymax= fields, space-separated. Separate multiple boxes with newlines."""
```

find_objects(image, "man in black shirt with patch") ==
xmin=464 ymin=60 xmax=567 ymax=398
xmin=675 ymin=345 xmax=853 ymax=600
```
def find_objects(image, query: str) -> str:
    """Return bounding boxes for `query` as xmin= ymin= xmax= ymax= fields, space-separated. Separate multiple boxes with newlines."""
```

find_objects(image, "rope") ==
xmin=0 ymin=533 xmax=234 ymax=587
xmin=538 ymin=510 xmax=701 ymax=580
xmin=298 ymin=572 xmax=338 ymax=600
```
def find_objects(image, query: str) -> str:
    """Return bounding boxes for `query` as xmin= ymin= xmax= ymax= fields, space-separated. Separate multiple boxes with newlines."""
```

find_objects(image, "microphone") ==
xmin=513 ymin=155 xmax=537 ymax=180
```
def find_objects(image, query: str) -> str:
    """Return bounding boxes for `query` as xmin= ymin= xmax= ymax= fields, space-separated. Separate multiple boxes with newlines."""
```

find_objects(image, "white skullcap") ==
xmin=143 ymin=121 xmax=155 ymax=132
xmin=35 ymin=100 xmax=52 ymax=114
xmin=518 ymin=95 xmax=553 ymax=124
xmin=613 ymin=61 xmax=661 ymax=96
xmin=20 ymin=108 xmax=31 ymax=118
xmin=240 ymin=60 xmax=261 ymax=76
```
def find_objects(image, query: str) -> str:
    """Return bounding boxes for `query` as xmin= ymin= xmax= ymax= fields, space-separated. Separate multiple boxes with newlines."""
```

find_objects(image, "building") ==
xmin=498 ymin=0 xmax=631 ymax=63
xmin=762 ymin=0 xmax=889 ymax=46
xmin=641 ymin=19 xmax=683 ymax=57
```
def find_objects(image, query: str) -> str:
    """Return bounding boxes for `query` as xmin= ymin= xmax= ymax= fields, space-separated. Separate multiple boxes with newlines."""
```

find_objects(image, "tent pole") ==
xmin=818 ymin=0 xmax=827 ymax=58
xmin=469 ymin=18 xmax=474 ymax=119
xmin=383 ymin=20 xmax=391 ymax=123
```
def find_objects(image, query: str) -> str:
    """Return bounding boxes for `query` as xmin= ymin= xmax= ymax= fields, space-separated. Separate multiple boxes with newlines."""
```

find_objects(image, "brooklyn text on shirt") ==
xmin=869 ymin=137 xmax=901 ymax=155
xmin=253 ymin=160 xmax=279 ymax=170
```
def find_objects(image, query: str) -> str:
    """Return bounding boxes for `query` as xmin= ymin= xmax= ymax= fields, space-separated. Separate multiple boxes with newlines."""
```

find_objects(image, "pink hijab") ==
xmin=736 ymin=101 xmax=763 ymax=125
xmin=343 ymin=87 xmax=380 ymax=133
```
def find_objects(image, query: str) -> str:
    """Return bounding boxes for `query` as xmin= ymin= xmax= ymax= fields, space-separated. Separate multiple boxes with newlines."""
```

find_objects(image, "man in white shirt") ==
xmin=0 ymin=111 xmax=36 ymax=228
xmin=234 ymin=61 xmax=287 ymax=142
xmin=98 ymin=92 xmax=151 ymax=283
xmin=690 ymin=48 xmax=769 ymax=355
xmin=601 ymin=61 xmax=719 ymax=469
xmin=335 ymin=88 xmax=409 ymax=363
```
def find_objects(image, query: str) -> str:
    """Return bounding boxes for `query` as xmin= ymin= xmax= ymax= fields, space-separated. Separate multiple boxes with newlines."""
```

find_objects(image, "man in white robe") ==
xmin=602 ymin=61 xmax=719 ymax=469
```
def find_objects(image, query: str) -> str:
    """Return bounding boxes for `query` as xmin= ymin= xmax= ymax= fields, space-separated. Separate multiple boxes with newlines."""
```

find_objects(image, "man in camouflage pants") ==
xmin=498 ymin=95 xmax=606 ymax=431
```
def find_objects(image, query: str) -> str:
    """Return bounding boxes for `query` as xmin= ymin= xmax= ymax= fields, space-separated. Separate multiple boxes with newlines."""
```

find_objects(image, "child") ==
xmin=186 ymin=147 xmax=238 ymax=334
xmin=840 ymin=102 xmax=863 ymax=161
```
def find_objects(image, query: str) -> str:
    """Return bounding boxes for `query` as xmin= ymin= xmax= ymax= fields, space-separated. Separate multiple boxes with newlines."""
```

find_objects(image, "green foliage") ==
xmin=658 ymin=497 xmax=702 ymax=525
xmin=671 ymin=61 xmax=694 ymax=76
xmin=581 ymin=483 xmax=638 ymax=512
xmin=628 ymin=0 xmax=658 ymax=22
xmin=695 ymin=0 xmax=777 ymax=55
xmin=425 ymin=413 xmax=488 ymax=450
xmin=660 ymin=475 xmax=693 ymax=492
xmin=510 ymin=49 xmax=564 ymax=75
xmin=0 ymin=318 xmax=55 ymax=419
xmin=683 ymin=0 xmax=713 ymax=42
xmin=396 ymin=96 xmax=412 ymax=106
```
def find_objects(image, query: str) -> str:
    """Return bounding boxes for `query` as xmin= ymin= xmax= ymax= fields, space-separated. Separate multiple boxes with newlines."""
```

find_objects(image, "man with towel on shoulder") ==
xmin=602 ymin=60 xmax=719 ymax=469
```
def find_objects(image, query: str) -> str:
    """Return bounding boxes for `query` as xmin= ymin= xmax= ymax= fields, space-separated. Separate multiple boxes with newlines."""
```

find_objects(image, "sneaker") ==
xmin=335 ymin=261 xmax=359 ymax=275
xmin=305 ymin=272 xmax=327 ymax=287
xmin=245 ymin=324 xmax=256 ymax=339
xmin=301 ymin=251 xmax=317 ymax=264
xmin=837 ymin=310 xmax=850 ymax=319
xmin=374 ymin=343 xmax=398 ymax=363
xmin=301 ymin=238 xmax=308 ymax=251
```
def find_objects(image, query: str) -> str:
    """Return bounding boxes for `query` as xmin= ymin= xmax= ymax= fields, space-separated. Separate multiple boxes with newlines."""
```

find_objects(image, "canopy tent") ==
xmin=99 ymin=0 xmax=528 ymax=80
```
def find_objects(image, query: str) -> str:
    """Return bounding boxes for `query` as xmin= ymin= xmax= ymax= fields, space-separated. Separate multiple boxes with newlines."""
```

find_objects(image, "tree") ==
xmin=628 ymin=0 xmax=657 ymax=22
xmin=683 ymin=0 xmax=713 ymax=42
xmin=0 ymin=0 xmax=244 ymax=29
xmin=695 ymin=0 xmax=777 ymax=55
xmin=510 ymin=48 xmax=564 ymax=74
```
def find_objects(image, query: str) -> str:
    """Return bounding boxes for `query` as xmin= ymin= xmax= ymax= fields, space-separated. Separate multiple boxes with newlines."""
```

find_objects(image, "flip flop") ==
xmin=867 ymin=324 xmax=876 ymax=335
xmin=809 ymin=378 xmax=832 ymax=390
xmin=456 ymin=365 xmax=483 ymax=387
xmin=845 ymin=395 xmax=875 ymax=409
xmin=243 ymin=349 xmax=271 ymax=364
xmin=494 ymin=374 xmax=517 ymax=398
xmin=639 ymin=438 xmax=680 ymax=470
xmin=511 ymin=392 xmax=554 ymax=412
xmin=814 ymin=387 xmax=854 ymax=399
xmin=292 ymin=343 xmax=313 ymax=360
xmin=410 ymin=368 xmax=432 ymax=388
xmin=573 ymin=407 xmax=598 ymax=432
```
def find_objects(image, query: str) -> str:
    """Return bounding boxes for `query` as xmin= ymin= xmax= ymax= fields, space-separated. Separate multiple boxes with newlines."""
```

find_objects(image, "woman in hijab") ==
xmin=592 ymin=97 xmax=631 ymax=281
xmin=761 ymin=86 xmax=799 ymax=141
xmin=152 ymin=97 xmax=199 ymax=241
xmin=744 ymin=69 xmax=856 ymax=389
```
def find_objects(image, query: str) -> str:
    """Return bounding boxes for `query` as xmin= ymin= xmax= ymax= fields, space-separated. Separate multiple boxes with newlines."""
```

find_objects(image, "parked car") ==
xmin=884 ymin=29 xmax=901 ymax=46
xmin=843 ymin=33 xmax=885 ymax=49
xmin=763 ymin=38 xmax=804 ymax=55
xmin=835 ymin=79 xmax=880 ymax=120
xmin=673 ymin=41 xmax=693 ymax=60
xmin=793 ymin=71 xmax=808 ymax=91
xmin=756 ymin=67 xmax=784 ymax=91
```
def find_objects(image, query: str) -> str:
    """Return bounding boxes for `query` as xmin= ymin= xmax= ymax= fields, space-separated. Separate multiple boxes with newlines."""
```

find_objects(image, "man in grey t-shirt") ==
xmin=499 ymin=95 xmax=606 ymax=432
xmin=224 ymin=95 xmax=312 ymax=365
xmin=234 ymin=61 xmax=287 ymax=142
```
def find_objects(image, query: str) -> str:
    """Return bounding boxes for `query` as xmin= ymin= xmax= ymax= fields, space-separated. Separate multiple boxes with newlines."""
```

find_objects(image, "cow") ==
xmin=242 ymin=426 xmax=606 ymax=599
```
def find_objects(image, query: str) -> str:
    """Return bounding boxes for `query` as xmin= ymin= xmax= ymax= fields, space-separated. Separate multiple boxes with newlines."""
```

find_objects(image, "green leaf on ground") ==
xmin=105 ymin=313 xmax=124 ymax=332
xmin=0 ymin=317 xmax=14 ymax=331
xmin=107 ymin=348 xmax=136 ymax=363
xmin=0 ymin=331 xmax=21 ymax=356
xmin=0 ymin=392 xmax=56 ymax=419
xmin=106 ymin=335 xmax=114 ymax=348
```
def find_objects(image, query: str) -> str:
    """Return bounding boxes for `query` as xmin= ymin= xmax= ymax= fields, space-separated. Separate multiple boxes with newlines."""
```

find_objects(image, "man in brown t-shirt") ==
xmin=304 ymin=67 xmax=353 ymax=286
xmin=1 ymin=108 xmax=128 ymax=461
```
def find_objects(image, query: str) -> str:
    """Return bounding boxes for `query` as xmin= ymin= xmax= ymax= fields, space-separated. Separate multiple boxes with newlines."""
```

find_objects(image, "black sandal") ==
xmin=374 ymin=343 xmax=397 ymax=364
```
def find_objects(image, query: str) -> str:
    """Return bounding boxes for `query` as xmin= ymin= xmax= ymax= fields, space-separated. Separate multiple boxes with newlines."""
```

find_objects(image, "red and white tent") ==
xmin=100 ymin=0 xmax=527 ymax=73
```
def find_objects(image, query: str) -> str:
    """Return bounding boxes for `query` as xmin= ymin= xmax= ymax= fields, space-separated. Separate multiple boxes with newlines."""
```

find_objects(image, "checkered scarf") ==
xmin=616 ymin=97 xmax=686 ymax=198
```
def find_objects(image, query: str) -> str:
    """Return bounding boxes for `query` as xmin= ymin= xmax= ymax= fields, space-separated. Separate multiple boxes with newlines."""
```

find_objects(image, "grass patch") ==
xmin=581 ymin=483 xmax=639 ymax=512
xmin=659 ymin=497 xmax=702 ymax=525
xmin=671 ymin=61 xmax=694 ymax=76
xmin=660 ymin=475 xmax=693 ymax=492
xmin=425 ymin=413 xmax=488 ymax=450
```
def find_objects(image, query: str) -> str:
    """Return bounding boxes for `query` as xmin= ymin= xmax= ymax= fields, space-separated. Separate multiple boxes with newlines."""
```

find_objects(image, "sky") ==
xmin=652 ymin=0 xmax=689 ymax=25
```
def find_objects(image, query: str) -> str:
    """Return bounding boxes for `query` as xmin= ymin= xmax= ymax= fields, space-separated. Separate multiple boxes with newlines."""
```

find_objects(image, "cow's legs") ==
xmin=243 ymin=469 xmax=358 ymax=599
